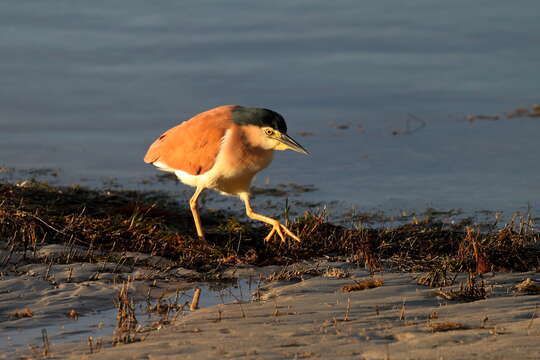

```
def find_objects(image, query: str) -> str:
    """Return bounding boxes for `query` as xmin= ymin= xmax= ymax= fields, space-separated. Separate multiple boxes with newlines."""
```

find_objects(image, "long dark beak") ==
xmin=278 ymin=133 xmax=309 ymax=155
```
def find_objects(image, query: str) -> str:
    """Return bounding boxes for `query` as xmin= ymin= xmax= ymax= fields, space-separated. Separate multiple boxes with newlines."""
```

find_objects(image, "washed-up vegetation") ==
xmin=1 ymin=181 xmax=539 ymax=274
xmin=467 ymin=103 xmax=540 ymax=122
xmin=429 ymin=321 xmax=468 ymax=332
xmin=341 ymin=279 xmax=384 ymax=293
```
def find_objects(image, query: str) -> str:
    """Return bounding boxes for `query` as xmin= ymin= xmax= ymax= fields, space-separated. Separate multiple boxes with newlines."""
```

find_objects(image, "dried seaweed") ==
xmin=342 ymin=279 xmax=384 ymax=292
xmin=1 ymin=182 xmax=539 ymax=274
xmin=429 ymin=321 xmax=468 ymax=332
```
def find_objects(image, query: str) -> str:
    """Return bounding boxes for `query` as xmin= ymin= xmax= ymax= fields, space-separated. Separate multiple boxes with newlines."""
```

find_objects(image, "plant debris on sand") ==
xmin=434 ymin=273 xmax=487 ymax=302
xmin=514 ymin=278 xmax=540 ymax=294
xmin=429 ymin=321 xmax=468 ymax=332
xmin=341 ymin=279 xmax=384 ymax=292
xmin=1 ymin=182 xmax=539 ymax=274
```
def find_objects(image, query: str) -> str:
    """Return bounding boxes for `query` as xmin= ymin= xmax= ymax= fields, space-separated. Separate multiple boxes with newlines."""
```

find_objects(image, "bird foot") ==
xmin=264 ymin=221 xmax=301 ymax=243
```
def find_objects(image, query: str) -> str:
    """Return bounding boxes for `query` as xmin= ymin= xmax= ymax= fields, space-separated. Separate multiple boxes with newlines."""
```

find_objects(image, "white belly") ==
xmin=174 ymin=168 xmax=258 ymax=196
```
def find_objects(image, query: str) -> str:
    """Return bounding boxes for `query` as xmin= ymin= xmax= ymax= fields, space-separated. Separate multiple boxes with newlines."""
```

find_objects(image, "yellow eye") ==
xmin=264 ymin=128 xmax=274 ymax=136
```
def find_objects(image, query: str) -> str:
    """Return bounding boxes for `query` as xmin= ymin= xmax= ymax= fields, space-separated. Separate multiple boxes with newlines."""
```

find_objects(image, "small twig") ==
xmin=215 ymin=306 xmax=223 ymax=323
xmin=332 ymin=317 xmax=342 ymax=335
xmin=344 ymin=296 xmax=351 ymax=321
xmin=88 ymin=336 xmax=94 ymax=354
xmin=29 ymin=213 xmax=70 ymax=238
xmin=190 ymin=288 xmax=201 ymax=311
xmin=172 ymin=301 xmax=189 ymax=323
xmin=528 ymin=304 xmax=538 ymax=330
xmin=2 ymin=241 xmax=16 ymax=266
xmin=43 ymin=261 xmax=53 ymax=281
xmin=226 ymin=288 xmax=246 ymax=318
xmin=273 ymin=298 xmax=280 ymax=317
xmin=66 ymin=266 xmax=74 ymax=282
xmin=41 ymin=329 xmax=50 ymax=357
xmin=112 ymin=256 xmax=128 ymax=274
xmin=481 ymin=315 xmax=489 ymax=328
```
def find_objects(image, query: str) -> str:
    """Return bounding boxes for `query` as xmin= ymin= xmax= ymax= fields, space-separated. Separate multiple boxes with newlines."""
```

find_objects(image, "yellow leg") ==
xmin=189 ymin=187 xmax=205 ymax=240
xmin=240 ymin=193 xmax=300 ymax=243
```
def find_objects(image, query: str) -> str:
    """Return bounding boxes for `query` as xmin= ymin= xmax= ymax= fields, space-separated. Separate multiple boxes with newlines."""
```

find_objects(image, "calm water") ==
xmin=1 ymin=280 xmax=253 ymax=355
xmin=1 ymin=1 xmax=539 ymax=219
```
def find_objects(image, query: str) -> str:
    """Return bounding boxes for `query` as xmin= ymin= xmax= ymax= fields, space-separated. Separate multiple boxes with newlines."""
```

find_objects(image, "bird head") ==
xmin=233 ymin=106 xmax=309 ymax=155
xmin=260 ymin=126 xmax=309 ymax=154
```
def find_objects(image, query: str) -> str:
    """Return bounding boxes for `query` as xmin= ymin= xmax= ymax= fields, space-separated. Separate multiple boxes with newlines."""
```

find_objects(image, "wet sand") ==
xmin=60 ymin=272 xmax=540 ymax=360
xmin=3 ymin=255 xmax=540 ymax=359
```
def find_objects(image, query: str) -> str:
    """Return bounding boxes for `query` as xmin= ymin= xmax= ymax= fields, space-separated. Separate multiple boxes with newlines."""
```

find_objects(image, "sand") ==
xmin=2 ymin=252 xmax=540 ymax=359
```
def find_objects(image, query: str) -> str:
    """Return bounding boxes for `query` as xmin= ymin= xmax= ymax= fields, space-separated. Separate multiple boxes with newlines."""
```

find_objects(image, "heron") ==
xmin=144 ymin=105 xmax=309 ymax=242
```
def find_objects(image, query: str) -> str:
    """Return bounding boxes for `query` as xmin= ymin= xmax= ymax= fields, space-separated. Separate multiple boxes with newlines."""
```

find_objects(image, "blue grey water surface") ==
xmin=1 ymin=280 xmax=252 ymax=355
xmin=1 ymin=0 xmax=539 ymax=218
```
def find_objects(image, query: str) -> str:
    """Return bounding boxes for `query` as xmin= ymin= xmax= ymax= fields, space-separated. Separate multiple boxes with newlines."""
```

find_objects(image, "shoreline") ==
xmin=4 ymin=268 xmax=540 ymax=359
xmin=1 ymin=180 xmax=540 ymax=359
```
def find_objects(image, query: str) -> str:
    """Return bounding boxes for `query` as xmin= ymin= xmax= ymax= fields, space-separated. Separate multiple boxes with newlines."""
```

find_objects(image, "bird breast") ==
xmin=218 ymin=126 xmax=274 ymax=179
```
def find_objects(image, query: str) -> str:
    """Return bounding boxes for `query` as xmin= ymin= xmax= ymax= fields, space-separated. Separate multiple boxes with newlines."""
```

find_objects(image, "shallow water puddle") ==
xmin=0 ymin=279 xmax=255 ymax=355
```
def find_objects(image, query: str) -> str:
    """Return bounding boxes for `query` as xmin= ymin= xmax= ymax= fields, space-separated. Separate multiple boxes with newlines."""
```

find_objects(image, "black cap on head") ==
xmin=232 ymin=106 xmax=287 ymax=133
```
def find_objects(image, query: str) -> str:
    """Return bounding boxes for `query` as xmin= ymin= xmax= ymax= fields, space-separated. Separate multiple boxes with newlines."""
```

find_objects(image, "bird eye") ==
xmin=264 ymin=128 xmax=274 ymax=136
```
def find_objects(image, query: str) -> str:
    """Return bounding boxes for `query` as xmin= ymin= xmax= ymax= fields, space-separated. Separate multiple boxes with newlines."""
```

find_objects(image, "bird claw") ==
xmin=264 ymin=221 xmax=301 ymax=243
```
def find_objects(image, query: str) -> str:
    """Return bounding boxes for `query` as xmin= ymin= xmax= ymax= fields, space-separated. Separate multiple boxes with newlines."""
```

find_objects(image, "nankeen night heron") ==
xmin=144 ymin=105 xmax=309 ymax=242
